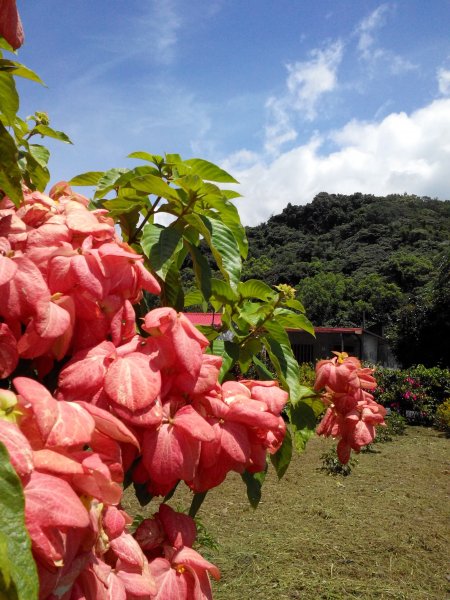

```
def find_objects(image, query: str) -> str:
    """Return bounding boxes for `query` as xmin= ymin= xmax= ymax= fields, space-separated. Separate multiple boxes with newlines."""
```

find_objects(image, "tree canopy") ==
xmin=243 ymin=192 xmax=450 ymax=366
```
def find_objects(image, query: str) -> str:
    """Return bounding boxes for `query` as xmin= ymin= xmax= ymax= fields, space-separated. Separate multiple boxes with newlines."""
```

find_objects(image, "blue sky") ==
xmin=13 ymin=0 xmax=450 ymax=224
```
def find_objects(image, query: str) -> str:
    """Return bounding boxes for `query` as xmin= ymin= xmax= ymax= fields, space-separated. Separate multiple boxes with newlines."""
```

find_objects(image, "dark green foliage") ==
xmin=319 ymin=446 xmax=357 ymax=476
xmin=244 ymin=192 xmax=450 ymax=365
xmin=391 ymin=249 xmax=450 ymax=367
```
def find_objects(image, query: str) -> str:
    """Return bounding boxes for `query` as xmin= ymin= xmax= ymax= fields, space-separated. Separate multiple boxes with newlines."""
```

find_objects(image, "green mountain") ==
xmin=243 ymin=192 xmax=450 ymax=366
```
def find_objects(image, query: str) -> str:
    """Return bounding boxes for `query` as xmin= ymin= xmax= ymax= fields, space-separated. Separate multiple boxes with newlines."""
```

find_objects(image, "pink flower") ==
xmin=315 ymin=354 xmax=386 ymax=464
xmin=0 ymin=0 xmax=24 ymax=49
xmin=314 ymin=352 xmax=376 ymax=394
xmin=0 ymin=378 xmax=152 ymax=597
xmin=135 ymin=504 xmax=220 ymax=600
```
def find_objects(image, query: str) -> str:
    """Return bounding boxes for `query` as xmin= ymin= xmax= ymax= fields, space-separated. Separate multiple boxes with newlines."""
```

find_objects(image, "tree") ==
xmin=392 ymin=251 xmax=450 ymax=367
xmin=296 ymin=272 xmax=353 ymax=326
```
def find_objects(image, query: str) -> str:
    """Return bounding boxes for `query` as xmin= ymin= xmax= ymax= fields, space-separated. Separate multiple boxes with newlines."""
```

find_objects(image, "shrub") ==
xmin=374 ymin=365 xmax=450 ymax=424
xmin=319 ymin=446 xmax=357 ymax=476
xmin=298 ymin=362 xmax=316 ymax=388
xmin=435 ymin=399 xmax=450 ymax=434
xmin=373 ymin=412 xmax=407 ymax=443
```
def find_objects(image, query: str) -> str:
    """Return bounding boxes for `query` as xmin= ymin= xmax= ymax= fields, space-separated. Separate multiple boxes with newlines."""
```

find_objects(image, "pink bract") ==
xmin=315 ymin=354 xmax=386 ymax=463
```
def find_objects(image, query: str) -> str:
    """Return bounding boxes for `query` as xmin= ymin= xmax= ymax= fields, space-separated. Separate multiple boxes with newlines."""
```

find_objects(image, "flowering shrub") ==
xmin=0 ymin=9 xmax=386 ymax=598
xmin=314 ymin=352 xmax=387 ymax=464
xmin=373 ymin=365 xmax=450 ymax=424
xmin=0 ymin=182 xmax=290 ymax=599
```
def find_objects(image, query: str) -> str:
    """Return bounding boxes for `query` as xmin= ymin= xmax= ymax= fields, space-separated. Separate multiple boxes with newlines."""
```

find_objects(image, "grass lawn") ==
xmin=123 ymin=426 xmax=449 ymax=599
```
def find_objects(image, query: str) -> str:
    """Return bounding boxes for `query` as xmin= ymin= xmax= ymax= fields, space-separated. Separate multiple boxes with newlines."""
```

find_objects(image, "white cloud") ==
xmin=136 ymin=0 xmax=182 ymax=65
xmin=224 ymin=99 xmax=450 ymax=226
xmin=356 ymin=3 xmax=391 ymax=61
xmin=286 ymin=43 xmax=343 ymax=117
xmin=437 ymin=68 xmax=450 ymax=95
xmin=355 ymin=4 xmax=416 ymax=74
xmin=264 ymin=41 xmax=343 ymax=154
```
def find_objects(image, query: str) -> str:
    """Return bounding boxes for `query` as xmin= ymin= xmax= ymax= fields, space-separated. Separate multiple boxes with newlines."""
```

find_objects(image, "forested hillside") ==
xmin=243 ymin=193 xmax=450 ymax=367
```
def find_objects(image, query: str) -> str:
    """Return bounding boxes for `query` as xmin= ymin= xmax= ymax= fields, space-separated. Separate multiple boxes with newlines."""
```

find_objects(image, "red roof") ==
xmin=185 ymin=314 xmax=367 ymax=335
xmin=313 ymin=327 xmax=363 ymax=334
xmin=184 ymin=312 xmax=223 ymax=326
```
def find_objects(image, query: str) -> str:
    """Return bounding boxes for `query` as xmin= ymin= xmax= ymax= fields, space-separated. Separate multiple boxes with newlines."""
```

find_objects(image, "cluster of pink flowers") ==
xmin=314 ymin=352 xmax=386 ymax=464
xmin=135 ymin=504 xmax=220 ymax=598
xmin=56 ymin=308 xmax=288 ymax=496
xmin=0 ymin=185 xmax=288 ymax=598
xmin=0 ymin=379 xmax=157 ymax=598
xmin=0 ymin=183 xmax=160 ymax=378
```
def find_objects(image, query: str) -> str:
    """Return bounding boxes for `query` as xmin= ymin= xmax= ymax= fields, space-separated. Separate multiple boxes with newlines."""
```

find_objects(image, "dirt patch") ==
xmin=123 ymin=427 xmax=449 ymax=599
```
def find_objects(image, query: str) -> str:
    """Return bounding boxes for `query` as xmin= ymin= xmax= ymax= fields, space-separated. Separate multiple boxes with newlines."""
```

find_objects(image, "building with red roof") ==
xmin=185 ymin=313 xmax=396 ymax=366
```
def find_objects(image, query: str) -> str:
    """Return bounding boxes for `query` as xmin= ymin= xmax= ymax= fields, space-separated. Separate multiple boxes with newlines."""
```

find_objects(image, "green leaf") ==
xmin=239 ymin=279 xmax=276 ymax=302
xmin=238 ymin=300 xmax=272 ymax=327
xmin=117 ymin=166 xmax=161 ymax=183
xmin=194 ymin=215 xmax=242 ymax=288
xmin=214 ymin=340 xmax=240 ymax=382
xmin=210 ymin=278 xmax=239 ymax=304
xmin=28 ymin=144 xmax=50 ymax=167
xmin=189 ymin=492 xmax=208 ymax=518
xmin=34 ymin=124 xmax=72 ymax=144
xmin=222 ymin=189 xmax=242 ymax=200
xmin=0 ymin=122 xmax=22 ymax=205
xmin=263 ymin=320 xmax=302 ymax=403
xmin=68 ymin=171 xmax=104 ymax=186
xmin=241 ymin=468 xmax=267 ymax=509
xmin=0 ymin=442 xmax=39 ymax=600
xmin=184 ymin=158 xmax=238 ymax=183
xmin=119 ymin=209 xmax=141 ymax=242
xmin=0 ymin=530 xmax=19 ymax=600
xmin=287 ymin=401 xmax=318 ymax=453
xmin=0 ymin=72 xmax=18 ymax=124
xmin=160 ymin=262 xmax=184 ymax=310
xmin=102 ymin=198 xmax=146 ymax=215
xmin=141 ymin=223 xmax=183 ymax=278
xmin=128 ymin=151 xmax=162 ymax=164
xmin=0 ymin=39 xmax=14 ymax=52
xmin=23 ymin=147 xmax=50 ymax=191
xmin=173 ymin=174 xmax=204 ymax=196
xmin=129 ymin=173 xmax=180 ymax=203
xmin=187 ymin=242 xmax=212 ymax=302
xmin=252 ymin=355 xmax=275 ymax=380
xmin=200 ymin=196 xmax=248 ymax=258
xmin=94 ymin=168 xmax=129 ymax=199
xmin=0 ymin=60 xmax=45 ymax=85
xmin=184 ymin=289 xmax=205 ymax=307
xmin=283 ymin=298 xmax=306 ymax=312
xmin=273 ymin=308 xmax=315 ymax=335
xmin=300 ymin=393 xmax=326 ymax=418
xmin=270 ymin=428 xmax=293 ymax=479
xmin=165 ymin=153 xmax=183 ymax=164
xmin=238 ymin=338 xmax=263 ymax=373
